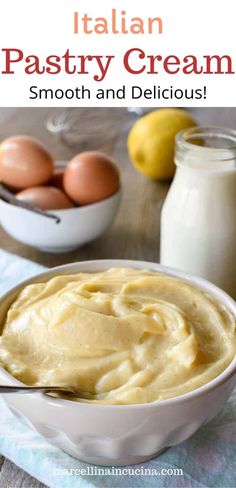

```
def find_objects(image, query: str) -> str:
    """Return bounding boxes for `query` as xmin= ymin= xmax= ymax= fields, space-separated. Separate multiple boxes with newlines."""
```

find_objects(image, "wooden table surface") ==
xmin=0 ymin=107 xmax=235 ymax=487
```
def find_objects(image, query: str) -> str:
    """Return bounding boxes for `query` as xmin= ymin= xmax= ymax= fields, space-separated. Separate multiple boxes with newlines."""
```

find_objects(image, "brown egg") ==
xmin=63 ymin=151 xmax=120 ymax=205
xmin=0 ymin=135 xmax=54 ymax=189
xmin=49 ymin=167 xmax=65 ymax=190
xmin=16 ymin=186 xmax=75 ymax=210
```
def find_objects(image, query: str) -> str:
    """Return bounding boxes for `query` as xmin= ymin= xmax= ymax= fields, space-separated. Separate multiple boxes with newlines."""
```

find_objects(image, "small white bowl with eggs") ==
xmin=0 ymin=189 xmax=121 ymax=252
xmin=0 ymin=136 xmax=121 ymax=252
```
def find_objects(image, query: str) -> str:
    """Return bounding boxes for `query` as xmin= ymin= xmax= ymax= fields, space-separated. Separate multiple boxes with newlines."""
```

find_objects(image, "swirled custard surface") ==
xmin=0 ymin=268 xmax=235 ymax=404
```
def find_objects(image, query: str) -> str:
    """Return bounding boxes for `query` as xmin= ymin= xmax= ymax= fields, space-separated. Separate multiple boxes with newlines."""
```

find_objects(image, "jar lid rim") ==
xmin=176 ymin=126 xmax=236 ymax=155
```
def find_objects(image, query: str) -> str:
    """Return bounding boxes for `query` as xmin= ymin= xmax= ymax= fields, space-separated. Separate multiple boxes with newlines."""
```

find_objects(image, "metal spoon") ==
xmin=0 ymin=183 xmax=61 ymax=224
xmin=0 ymin=385 xmax=95 ymax=400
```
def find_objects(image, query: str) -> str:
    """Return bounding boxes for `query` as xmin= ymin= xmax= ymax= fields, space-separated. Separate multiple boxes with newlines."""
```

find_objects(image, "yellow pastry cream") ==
xmin=0 ymin=268 xmax=235 ymax=404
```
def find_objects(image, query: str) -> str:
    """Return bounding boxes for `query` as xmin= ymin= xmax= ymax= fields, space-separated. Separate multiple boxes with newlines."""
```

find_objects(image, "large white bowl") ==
xmin=0 ymin=260 xmax=235 ymax=466
xmin=0 ymin=191 xmax=121 ymax=253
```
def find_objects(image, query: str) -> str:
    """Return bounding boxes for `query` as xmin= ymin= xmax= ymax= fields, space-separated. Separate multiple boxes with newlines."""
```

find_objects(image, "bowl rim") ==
xmin=0 ymin=188 xmax=121 ymax=215
xmin=0 ymin=258 xmax=235 ymax=410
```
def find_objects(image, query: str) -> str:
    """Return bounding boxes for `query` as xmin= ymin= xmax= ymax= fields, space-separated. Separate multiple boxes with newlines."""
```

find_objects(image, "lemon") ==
xmin=127 ymin=108 xmax=197 ymax=180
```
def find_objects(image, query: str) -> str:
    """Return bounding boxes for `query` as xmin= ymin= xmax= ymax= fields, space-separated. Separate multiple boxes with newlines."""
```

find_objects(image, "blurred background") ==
xmin=0 ymin=107 xmax=236 ymax=267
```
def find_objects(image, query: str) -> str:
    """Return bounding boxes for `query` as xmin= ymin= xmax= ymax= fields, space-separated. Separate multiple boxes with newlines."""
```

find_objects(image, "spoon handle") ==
xmin=0 ymin=385 xmax=95 ymax=400
xmin=0 ymin=385 xmax=63 ymax=393
xmin=0 ymin=184 xmax=61 ymax=224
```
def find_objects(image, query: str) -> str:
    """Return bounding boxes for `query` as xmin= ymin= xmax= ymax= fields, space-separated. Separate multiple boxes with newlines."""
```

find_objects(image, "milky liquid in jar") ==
xmin=160 ymin=127 xmax=236 ymax=299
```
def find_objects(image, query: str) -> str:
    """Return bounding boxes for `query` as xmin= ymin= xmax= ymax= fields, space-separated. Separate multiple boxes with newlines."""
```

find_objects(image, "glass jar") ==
xmin=160 ymin=127 xmax=236 ymax=298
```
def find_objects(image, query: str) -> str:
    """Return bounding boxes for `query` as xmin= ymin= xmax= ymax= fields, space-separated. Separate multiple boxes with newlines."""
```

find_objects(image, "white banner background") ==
xmin=0 ymin=0 xmax=235 ymax=106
